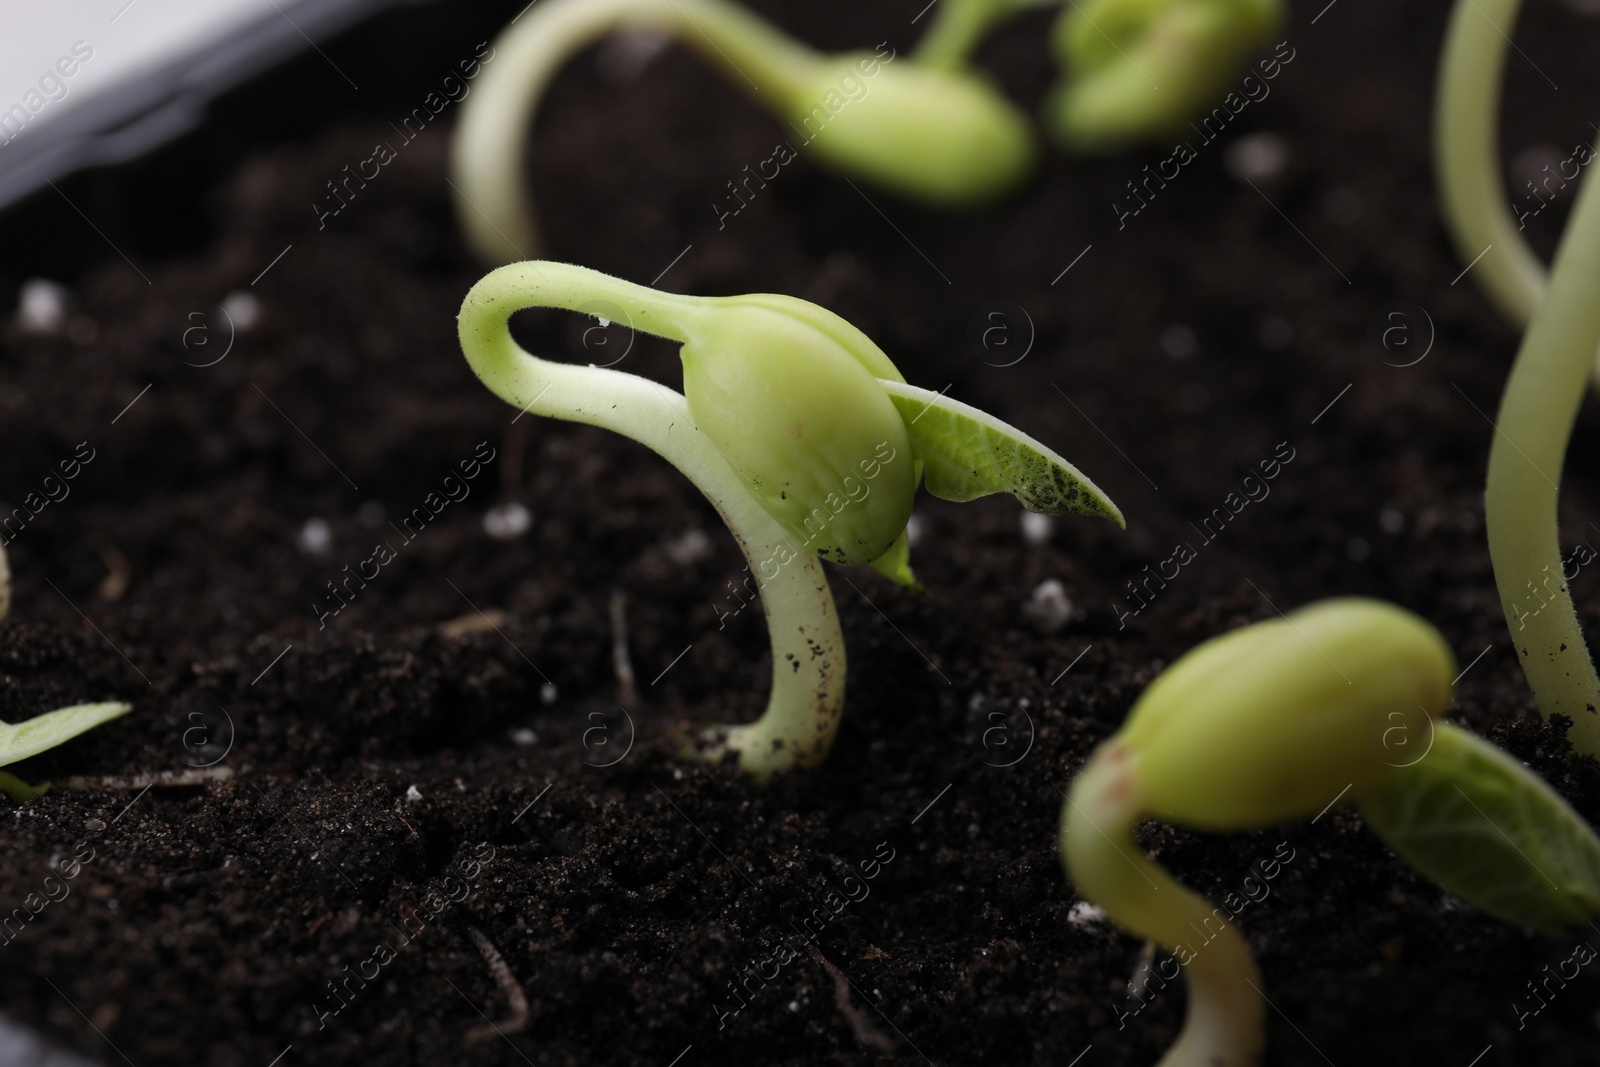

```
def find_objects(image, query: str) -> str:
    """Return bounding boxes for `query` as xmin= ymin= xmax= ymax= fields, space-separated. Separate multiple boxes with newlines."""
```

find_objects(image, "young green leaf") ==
xmin=0 ymin=703 xmax=133 ymax=769
xmin=879 ymin=381 xmax=1125 ymax=526
xmin=0 ymin=548 xmax=132 ymax=794
xmin=0 ymin=548 xmax=133 ymax=795
xmin=1359 ymin=721 xmax=1600 ymax=935
xmin=867 ymin=529 xmax=918 ymax=590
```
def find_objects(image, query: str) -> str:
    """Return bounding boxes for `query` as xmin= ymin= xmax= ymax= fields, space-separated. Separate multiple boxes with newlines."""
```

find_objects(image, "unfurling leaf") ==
xmin=0 ymin=702 xmax=133 ymax=769
xmin=867 ymin=528 xmax=918 ymax=590
xmin=1360 ymin=722 xmax=1600 ymax=935
xmin=879 ymin=381 xmax=1124 ymax=526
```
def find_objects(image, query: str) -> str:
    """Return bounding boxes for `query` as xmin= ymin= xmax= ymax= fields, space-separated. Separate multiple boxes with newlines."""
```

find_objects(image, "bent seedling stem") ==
xmin=458 ymin=261 xmax=1120 ymax=780
xmin=458 ymin=262 xmax=846 ymax=781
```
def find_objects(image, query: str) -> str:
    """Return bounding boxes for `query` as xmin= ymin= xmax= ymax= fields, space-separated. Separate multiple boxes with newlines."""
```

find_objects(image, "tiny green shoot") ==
xmin=1045 ymin=0 xmax=1283 ymax=152
xmin=1063 ymin=598 xmax=1600 ymax=1065
xmin=451 ymin=0 xmax=1037 ymax=263
xmin=457 ymin=260 xmax=1121 ymax=780
xmin=0 ymin=542 xmax=133 ymax=801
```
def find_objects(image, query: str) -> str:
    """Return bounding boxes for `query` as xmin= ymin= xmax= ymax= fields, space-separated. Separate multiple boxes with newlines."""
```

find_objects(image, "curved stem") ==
xmin=1486 ymin=159 xmax=1600 ymax=755
xmin=1435 ymin=0 xmax=1545 ymax=327
xmin=457 ymin=262 xmax=847 ymax=781
xmin=451 ymin=0 xmax=824 ymax=264
xmin=911 ymin=0 xmax=1010 ymax=71
xmin=1062 ymin=743 xmax=1264 ymax=1067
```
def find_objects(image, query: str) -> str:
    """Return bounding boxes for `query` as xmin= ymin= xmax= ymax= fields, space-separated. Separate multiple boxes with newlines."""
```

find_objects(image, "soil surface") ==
xmin=3 ymin=0 xmax=1600 ymax=1064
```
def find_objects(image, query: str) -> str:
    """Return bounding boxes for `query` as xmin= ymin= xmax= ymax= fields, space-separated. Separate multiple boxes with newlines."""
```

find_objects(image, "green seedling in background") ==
xmin=1435 ymin=0 xmax=1542 ymax=329
xmin=1063 ymin=599 xmax=1600 ymax=1066
xmin=1045 ymin=0 xmax=1283 ymax=151
xmin=1430 ymin=0 xmax=1600 ymax=756
xmin=0 ymin=543 xmax=132 ymax=801
xmin=457 ymin=261 xmax=1121 ymax=780
xmin=451 ymin=0 xmax=1038 ymax=263
xmin=1435 ymin=0 xmax=1600 ymax=378
xmin=911 ymin=0 xmax=1060 ymax=71
xmin=1436 ymin=0 xmax=1600 ymax=754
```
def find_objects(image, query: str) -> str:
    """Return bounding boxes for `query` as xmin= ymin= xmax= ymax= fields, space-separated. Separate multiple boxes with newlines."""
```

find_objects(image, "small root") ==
xmin=438 ymin=609 xmax=507 ymax=638
xmin=1128 ymin=940 xmax=1158 ymax=999
xmin=811 ymin=946 xmax=895 ymax=1053
xmin=96 ymin=541 xmax=132 ymax=602
xmin=464 ymin=925 xmax=530 ymax=1041
xmin=609 ymin=589 xmax=638 ymax=709
xmin=62 ymin=766 xmax=234 ymax=791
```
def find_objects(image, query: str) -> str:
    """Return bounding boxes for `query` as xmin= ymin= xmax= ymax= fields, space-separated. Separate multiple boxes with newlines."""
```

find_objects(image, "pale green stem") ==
xmin=1486 ymin=157 xmax=1600 ymax=755
xmin=1435 ymin=0 xmax=1545 ymax=327
xmin=452 ymin=0 xmax=824 ymax=264
xmin=911 ymin=0 xmax=1011 ymax=71
xmin=457 ymin=261 xmax=846 ymax=781
xmin=1062 ymin=742 xmax=1264 ymax=1067
xmin=1436 ymin=0 xmax=1600 ymax=386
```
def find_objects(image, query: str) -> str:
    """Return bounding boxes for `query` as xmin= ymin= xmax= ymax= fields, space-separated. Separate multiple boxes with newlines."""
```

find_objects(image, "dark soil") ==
xmin=3 ymin=0 xmax=1600 ymax=1063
